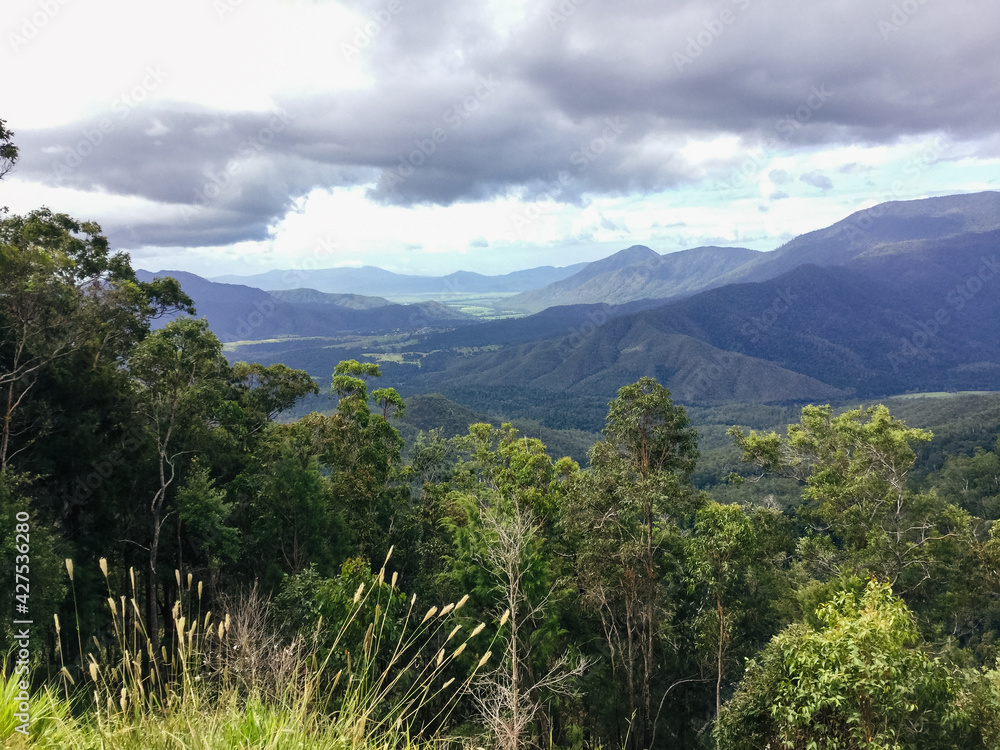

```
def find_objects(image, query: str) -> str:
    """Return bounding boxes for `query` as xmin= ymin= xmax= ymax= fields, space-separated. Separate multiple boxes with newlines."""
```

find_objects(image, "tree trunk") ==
xmin=716 ymin=594 xmax=724 ymax=718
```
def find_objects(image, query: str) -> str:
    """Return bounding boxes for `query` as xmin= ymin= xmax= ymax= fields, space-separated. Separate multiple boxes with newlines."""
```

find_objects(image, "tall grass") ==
xmin=3 ymin=551 xmax=497 ymax=749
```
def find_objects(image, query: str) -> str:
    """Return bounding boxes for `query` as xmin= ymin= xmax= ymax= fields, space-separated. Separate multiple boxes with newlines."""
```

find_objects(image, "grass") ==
xmin=4 ymin=551 xmax=498 ymax=749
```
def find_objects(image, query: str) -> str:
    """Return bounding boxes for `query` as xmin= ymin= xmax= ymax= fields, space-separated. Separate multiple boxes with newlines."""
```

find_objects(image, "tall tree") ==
xmin=566 ymin=377 xmax=700 ymax=749
xmin=127 ymin=317 xmax=229 ymax=659
xmin=686 ymin=501 xmax=791 ymax=720
xmin=440 ymin=423 xmax=581 ymax=750
xmin=0 ymin=208 xmax=190 ymax=470
xmin=729 ymin=404 xmax=974 ymax=598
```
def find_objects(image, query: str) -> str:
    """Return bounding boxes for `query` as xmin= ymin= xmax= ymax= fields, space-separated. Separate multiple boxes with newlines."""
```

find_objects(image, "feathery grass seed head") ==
xmin=477 ymin=651 xmax=492 ymax=668
xmin=353 ymin=582 xmax=365 ymax=603
xmin=455 ymin=594 xmax=469 ymax=612
xmin=499 ymin=609 xmax=510 ymax=627
xmin=447 ymin=625 xmax=462 ymax=642
xmin=471 ymin=623 xmax=486 ymax=637
xmin=65 ymin=559 xmax=74 ymax=581
xmin=99 ymin=557 xmax=108 ymax=578
xmin=422 ymin=606 xmax=438 ymax=624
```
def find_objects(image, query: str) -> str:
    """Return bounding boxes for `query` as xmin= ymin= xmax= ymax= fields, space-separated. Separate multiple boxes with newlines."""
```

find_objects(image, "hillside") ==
xmin=716 ymin=190 xmax=1000 ymax=285
xmin=136 ymin=270 xmax=475 ymax=342
xmin=267 ymin=289 xmax=392 ymax=308
xmin=506 ymin=244 xmax=761 ymax=312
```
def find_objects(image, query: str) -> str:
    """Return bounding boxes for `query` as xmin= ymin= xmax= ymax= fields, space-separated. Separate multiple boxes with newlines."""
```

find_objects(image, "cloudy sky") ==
xmin=3 ymin=0 xmax=999 ymax=278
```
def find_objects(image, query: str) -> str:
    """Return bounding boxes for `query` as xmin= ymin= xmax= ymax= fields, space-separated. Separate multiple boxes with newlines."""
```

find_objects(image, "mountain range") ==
xmin=146 ymin=191 xmax=1000 ymax=421
xmin=505 ymin=244 xmax=763 ymax=312
xmin=211 ymin=262 xmax=589 ymax=296
xmin=134 ymin=270 xmax=476 ymax=342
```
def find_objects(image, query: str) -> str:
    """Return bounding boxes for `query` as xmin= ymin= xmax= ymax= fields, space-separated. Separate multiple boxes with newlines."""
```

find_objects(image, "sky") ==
xmin=2 ymin=0 xmax=999 ymax=278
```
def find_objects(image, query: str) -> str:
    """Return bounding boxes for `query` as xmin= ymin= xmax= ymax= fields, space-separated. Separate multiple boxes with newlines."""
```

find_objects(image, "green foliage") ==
xmin=687 ymin=501 xmax=793 ymax=716
xmin=233 ymin=418 xmax=343 ymax=589
xmin=595 ymin=376 xmax=699 ymax=481
xmin=275 ymin=557 xmax=407 ymax=670
xmin=230 ymin=361 xmax=319 ymax=425
xmin=0 ymin=472 xmax=65 ymax=656
xmin=0 ymin=117 xmax=17 ymax=179
xmin=730 ymin=404 xmax=976 ymax=598
xmin=716 ymin=579 xmax=970 ymax=750
xmin=175 ymin=462 xmax=239 ymax=574
xmin=924 ymin=438 xmax=1000 ymax=519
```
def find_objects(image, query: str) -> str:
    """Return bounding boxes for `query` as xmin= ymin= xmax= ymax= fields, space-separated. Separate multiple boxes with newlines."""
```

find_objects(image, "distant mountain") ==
xmin=412 ymin=310 xmax=846 ymax=404
xmin=209 ymin=191 xmax=1000 ymax=417
xmin=267 ymin=289 xmax=392 ymax=309
xmin=506 ymin=245 xmax=761 ymax=312
xmin=717 ymin=191 xmax=1000 ymax=285
xmin=210 ymin=262 xmax=588 ymax=296
xmin=509 ymin=192 xmax=1000 ymax=313
xmin=405 ymin=225 xmax=1000 ymax=403
xmin=135 ymin=270 xmax=475 ymax=342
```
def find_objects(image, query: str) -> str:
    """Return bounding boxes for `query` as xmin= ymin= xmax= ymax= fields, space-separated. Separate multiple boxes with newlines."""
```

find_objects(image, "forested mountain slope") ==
xmin=506 ymin=244 xmax=761 ymax=312
xmin=136 ymin=270 xmax=475 ymax=342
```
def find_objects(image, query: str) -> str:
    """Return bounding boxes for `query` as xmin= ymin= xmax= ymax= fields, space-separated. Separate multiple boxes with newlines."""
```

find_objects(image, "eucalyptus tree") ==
xmin=127 ymin=317 xmax=230 ymax=657
xmin=0 ymin=208 xmax=190 ymax=471
xmin=728 ymin=404 xmax=975 ymax=601
xmin=439 ymin=422 xmax=581 ymax=750
xmin=565 ymin=377 xmax=701 ymax=749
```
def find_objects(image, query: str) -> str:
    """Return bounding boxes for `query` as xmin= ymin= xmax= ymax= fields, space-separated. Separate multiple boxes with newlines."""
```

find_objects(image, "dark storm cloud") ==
xmin=13 ymin=0 xmax=1000 ymax=247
